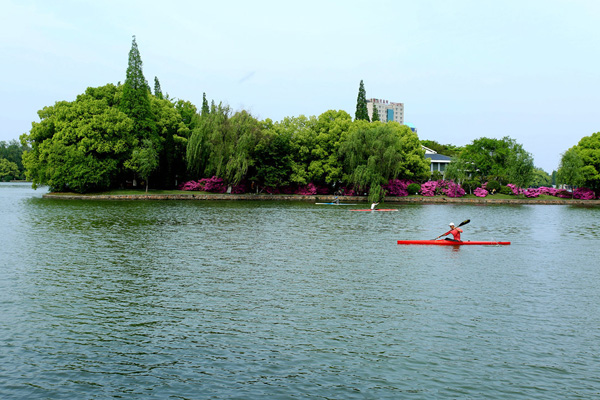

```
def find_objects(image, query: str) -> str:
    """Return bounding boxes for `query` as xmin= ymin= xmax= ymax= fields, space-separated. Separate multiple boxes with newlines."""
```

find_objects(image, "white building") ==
xmin=367 ymin=98 xmax=404 ymax=124
xmin=422 ymin=146 xmax=452 ymax=176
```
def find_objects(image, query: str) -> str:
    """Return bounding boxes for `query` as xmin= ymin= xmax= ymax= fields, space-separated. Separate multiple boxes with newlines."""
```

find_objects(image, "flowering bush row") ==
xmin=179 ymin=177 xmax=597 ymax=200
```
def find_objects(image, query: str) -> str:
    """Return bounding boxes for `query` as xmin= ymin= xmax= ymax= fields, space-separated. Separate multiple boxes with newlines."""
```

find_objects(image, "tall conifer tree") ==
xmin=201 ymin=92 xmax=210 ymax=116
xmin=355 ymin=80 xmax=370 ymax=122
xmin=121 ymin=36 xmax=155 ymax=140
xmin=371 ymin=102 xmax=380 ymax=122
xmin=154 ymin=76 xmax=163 ymax=99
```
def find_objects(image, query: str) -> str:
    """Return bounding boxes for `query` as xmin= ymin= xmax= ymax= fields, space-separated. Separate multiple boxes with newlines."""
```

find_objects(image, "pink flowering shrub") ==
xmin=179 ymin=176 xmax=226 ymax=193
xmin=179 ymin=180 xmax=204 ymax=191
xmin=383 ymin=179 xmax=413 ymax=197
xmin=537 ymin=186 xmax=558 ymax=196
xmin=179 ymin=176 xmax=250 ymax=193
xmin=440 ymin=180 xmax=466 ymax=198
xmin=507 ymin=184 xmax=522 ymax=196
xmin=296 ymin=183 xmax=317 ymax=195
xmin=339 ymin=187 xmax=357 ymax=196
xmin=202 ymin=176 xmax=227 ymax=193
xmin=524 ymin=188 xmax=541 ymax=198
xmin=474 ymin=187 xmax=488 ymax=197
xmin=420 ymin=181 xmax=438 ymax=196
xmin=418 ymin=180 xmax=466 ymax=197
xmin=573 ymin=187 xmax=596 ymax=200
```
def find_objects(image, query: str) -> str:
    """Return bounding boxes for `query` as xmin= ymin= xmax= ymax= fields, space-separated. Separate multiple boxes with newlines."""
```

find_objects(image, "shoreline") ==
xmin=42 ymin=192 xmax=600 ymax=206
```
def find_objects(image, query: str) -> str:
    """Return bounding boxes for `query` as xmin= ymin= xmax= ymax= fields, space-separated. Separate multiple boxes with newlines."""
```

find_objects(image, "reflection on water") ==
xmin=1 ymin=183 xmax=600 ymax=399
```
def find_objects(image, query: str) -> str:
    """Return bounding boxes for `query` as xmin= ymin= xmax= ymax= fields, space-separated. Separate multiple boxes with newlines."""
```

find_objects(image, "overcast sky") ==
xmin=2 ymin=0 xmax=599 ymax=172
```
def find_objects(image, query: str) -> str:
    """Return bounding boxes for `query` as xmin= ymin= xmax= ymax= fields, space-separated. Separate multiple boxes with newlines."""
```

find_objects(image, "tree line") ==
xmin=14 ymin=37 xmax=600 ymax=198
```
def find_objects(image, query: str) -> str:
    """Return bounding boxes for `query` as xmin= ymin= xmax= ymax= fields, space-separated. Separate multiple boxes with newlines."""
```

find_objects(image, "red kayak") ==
xmin=397 ymin=240 xmax=510 ymax=246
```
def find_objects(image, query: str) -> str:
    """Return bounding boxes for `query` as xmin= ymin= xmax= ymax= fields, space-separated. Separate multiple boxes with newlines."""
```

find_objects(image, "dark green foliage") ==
xmin=354 ymin=80 xmax=370 ymax=122
xmin=462 ymin=180 xmax=480 ymax=194
xmin=150 ymin=96 xmax=191 ymax=188
xmin=407 ymin=183 xmax=421 ymax=195
xmin=252 ymin=122 xmax=293 ymax=188
xmin=500 ymin=185 xmax=512 ymax=195
xmin=0 ymin=139 xmax=29 ymax=180
xmin=486 ymin=180 xmax=501 ymax=193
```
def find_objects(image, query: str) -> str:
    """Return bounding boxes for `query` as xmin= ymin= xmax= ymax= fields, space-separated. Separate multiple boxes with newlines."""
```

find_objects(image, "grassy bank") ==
xmin=42 ymin=189 xmax=600 ymax=205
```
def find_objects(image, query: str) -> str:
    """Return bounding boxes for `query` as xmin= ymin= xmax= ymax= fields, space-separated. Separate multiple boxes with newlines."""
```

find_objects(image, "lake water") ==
xmin=1 ymin=182 xmax=600 ymax=399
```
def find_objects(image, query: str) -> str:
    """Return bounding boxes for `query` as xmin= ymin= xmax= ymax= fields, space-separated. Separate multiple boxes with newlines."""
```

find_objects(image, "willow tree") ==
xmin=186 ymin=104 xmax=262 ymax=186
xmin=339 ymin=121 xmax=429 ymax=202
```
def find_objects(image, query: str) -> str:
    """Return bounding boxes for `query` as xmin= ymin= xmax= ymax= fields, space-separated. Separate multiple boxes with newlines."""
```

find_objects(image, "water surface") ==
xmin=1 ymin=183 xmax=599 ymax=399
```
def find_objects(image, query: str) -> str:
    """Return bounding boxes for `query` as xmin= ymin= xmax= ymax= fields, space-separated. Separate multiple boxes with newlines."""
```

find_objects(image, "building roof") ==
xmin=424 ymin=153 xmax=452 ymax=162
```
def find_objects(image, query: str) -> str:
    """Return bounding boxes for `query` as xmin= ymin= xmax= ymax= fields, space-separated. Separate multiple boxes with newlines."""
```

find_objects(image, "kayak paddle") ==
xmin=433 ymin=219 xmax=470 ymax=240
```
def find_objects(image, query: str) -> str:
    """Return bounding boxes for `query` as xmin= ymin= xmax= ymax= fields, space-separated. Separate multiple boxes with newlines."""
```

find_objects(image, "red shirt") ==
xmin=443 ymin=228 xmax=463 ymax=240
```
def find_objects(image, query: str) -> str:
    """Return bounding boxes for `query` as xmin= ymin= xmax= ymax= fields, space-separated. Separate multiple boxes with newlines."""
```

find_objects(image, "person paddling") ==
xmin=437 ymin=222 xmax=463 ymax=241
xmin=371 ymin=202 xmax=379 ymax=210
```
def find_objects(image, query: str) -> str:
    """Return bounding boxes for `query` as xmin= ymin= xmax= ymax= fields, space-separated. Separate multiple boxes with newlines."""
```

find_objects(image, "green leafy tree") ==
xmin=507 ymin=142 xmax=534 ymax=193
xmin=0 ymin=158 xmax=20 ymax=181
xmin=271 ymin=114 xmax=317 ymax=186
xmin=371 ymin=103 xmax=380 ymax=122
xmin=174 ymin=99 xmax=199 ymax=131
xmin=252 ymin=119 xmax=294 ymax=189
xmin=125 ymin=139 xmax=158 ymax=192
xmin=531 ymin=168 xmax=552 ymax=187
xmin=339 ymin=121 xmax=429 ymax=202
xmin=154 ymin=76 xmax=163 ymax=99
xmin=354 ymin=80 xmax=370 ymax=122
xmin=557 ymin=147 xmax=585 ymax=196
xmin=307 ymin=110 xmax=352 ymax=186
xmin=459 ymin=136 xmax=515 ymax=182
xmin=574 ymin=132 xmax=600 ymax=190
xmin=21 ymin=84 xmax=136 ymax=192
